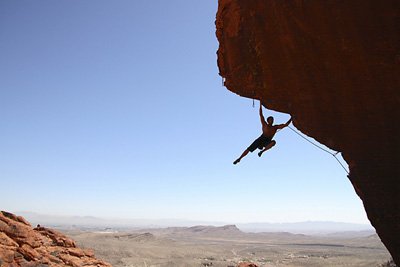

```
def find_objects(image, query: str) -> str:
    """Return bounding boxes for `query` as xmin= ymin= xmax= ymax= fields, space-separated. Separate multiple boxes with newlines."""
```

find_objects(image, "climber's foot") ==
xmin=258 ymin=151 xmax=263 ymax=157
xmin=233 ymin=159 xmax=240 ymax=165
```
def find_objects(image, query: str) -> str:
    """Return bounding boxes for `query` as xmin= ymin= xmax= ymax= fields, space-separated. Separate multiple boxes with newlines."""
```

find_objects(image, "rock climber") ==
xmin=233 ymin=101 xmax=292 ymax=165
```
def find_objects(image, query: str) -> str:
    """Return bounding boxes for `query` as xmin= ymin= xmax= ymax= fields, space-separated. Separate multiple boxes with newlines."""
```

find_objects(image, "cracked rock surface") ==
xmin=0 ymin=211 xmax=111 ymax=267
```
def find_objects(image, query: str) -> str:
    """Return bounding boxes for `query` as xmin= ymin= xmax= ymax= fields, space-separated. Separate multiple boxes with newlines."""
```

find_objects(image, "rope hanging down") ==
xmin=287 ymin=125 xmax=349 ymax=174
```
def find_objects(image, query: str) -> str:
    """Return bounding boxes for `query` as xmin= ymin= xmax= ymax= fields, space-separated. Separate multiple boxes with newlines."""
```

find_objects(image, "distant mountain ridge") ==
xmin=17 ymin=211 xmax=374 ymax=235
xmin=188 ymin=224 xmax=240 ymax=233
xmin=238 ymin=221 xmax=374 ymax=235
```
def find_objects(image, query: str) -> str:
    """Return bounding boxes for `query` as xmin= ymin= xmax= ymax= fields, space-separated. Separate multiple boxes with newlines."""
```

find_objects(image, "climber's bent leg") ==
xmin=234 ymin=135 xmax=266 ymax=164
xmin=233 ymin=149 xmax=249 ymax=164
xmin=258 ymin=140 xmax=276 ymax=157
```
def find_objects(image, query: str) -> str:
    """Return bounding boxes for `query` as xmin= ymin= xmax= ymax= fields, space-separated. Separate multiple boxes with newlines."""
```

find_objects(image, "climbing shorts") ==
xmin=247 ymin=134 xmax=273 ymax=152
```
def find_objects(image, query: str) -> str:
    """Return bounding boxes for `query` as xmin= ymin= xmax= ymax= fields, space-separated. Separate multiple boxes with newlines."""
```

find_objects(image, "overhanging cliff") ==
xmin=216 ymin=0 xmax=399 ymax=264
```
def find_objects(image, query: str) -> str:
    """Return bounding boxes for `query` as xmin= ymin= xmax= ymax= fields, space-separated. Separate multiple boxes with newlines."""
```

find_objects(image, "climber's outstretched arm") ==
xmin=259 ymin=101 xmax=267 ymax=126
xmin=276 ymin=117 xmax=292 ymax=129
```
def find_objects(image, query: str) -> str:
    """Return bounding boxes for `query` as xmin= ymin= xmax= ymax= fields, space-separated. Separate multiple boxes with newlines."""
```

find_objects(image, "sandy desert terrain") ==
xmin=64 ymin=225 xmax=391 ymax=267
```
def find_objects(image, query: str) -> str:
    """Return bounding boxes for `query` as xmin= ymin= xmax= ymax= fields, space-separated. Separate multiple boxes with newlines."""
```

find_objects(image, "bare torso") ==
xmin=262 ymin=123 xmax=278 ymax=139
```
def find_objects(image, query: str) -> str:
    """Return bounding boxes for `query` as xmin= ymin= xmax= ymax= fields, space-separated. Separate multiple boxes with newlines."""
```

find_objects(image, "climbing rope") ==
xmin=231 ymin=90 xmax=348 ymax=173
xmin=287 ymin=125 xmax=349 ymax=174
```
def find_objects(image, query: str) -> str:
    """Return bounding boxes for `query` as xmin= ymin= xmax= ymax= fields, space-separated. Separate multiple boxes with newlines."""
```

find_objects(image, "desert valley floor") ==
xmin=64 ymin=225 xmax=391 ymax=267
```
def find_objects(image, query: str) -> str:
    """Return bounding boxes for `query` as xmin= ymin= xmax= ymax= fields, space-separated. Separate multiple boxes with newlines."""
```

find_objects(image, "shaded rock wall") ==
xmin=0 ymin=211 xmax=111 ymax=267
xmin=216 ymin=0 xmax=399 ymax=264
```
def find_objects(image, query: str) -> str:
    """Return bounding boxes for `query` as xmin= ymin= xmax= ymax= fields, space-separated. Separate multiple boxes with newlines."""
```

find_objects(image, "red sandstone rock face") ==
xmin=0 ymin=211 xmax=111 ymax=267
xmin=216 ymin=0 xmax=399 ymax=264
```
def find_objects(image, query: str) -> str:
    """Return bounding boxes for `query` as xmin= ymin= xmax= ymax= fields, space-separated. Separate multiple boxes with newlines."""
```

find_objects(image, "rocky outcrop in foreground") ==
xmin=0 ymin=211 xmax=111 ymax=267
xmin=237 ymin=263 xmax=258 ymax=267
xmin=216 ymin=0 xmax=399 ymax=264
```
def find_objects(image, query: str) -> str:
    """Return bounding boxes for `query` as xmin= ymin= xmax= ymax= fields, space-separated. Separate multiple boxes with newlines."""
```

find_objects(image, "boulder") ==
xmin=0 ymin=211 xmax=111 ymax=267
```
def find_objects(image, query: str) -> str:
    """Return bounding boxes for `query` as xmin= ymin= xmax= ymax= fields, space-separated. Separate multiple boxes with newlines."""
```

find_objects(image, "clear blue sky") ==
xmin=0 ymin=1 xmax=369 ymax=224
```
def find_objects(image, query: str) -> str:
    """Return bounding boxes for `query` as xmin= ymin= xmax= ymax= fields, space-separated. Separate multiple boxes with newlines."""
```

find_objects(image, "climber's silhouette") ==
xmin=233 ymin=101 xmax=292 ymax=165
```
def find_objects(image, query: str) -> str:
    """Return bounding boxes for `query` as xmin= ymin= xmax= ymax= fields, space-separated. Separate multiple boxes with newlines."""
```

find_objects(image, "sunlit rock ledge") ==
xmin=0 ymin=211 xmax=111 ymax=267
